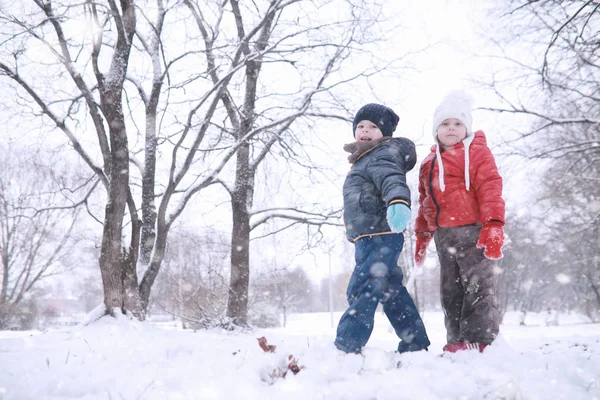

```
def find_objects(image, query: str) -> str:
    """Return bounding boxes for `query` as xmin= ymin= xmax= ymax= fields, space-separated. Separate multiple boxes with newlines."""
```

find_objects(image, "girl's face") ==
xmin=355 ymin=120 xmax=383 ymax=142
xmin=436 ymin=118 xmax=467 ymax=147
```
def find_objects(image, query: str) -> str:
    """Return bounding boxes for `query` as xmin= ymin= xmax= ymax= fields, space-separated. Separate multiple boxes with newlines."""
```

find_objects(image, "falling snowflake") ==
xmin=370 ymin=262 xmax=387 ymax=278
xmin=555 ymin=273 xmax=571 ymax=284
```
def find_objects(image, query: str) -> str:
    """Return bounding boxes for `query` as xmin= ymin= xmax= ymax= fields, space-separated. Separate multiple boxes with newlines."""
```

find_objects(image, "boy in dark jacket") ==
xmin=414 ymin=91 xmax=505 ymax=353
xmin=334 ymin=103 xmax=430 ymax=354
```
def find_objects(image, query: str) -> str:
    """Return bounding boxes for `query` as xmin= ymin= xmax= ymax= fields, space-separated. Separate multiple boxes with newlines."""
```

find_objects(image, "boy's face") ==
xmin=355 ymin=120 xmax=383 ymax=142
xmin=436 ymin=118 xmax=467 ymax=147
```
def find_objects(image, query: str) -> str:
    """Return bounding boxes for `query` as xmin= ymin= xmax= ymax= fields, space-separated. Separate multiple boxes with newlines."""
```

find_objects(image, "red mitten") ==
xmin=476 ymin=221 xmax=505 ymax=260
xmin=414 ymin=232 xmax=433 ymax=266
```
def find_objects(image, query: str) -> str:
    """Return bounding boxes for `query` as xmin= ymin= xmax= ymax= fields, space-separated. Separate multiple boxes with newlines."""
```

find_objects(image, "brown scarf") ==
xmin=343 ymin=137 xmax=391 ymax=164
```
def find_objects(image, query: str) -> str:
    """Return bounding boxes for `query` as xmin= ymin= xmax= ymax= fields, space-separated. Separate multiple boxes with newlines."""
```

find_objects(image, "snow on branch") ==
xmin=165 ymin=105 xmax=323 ymax=227
xmin=0 ymin=62 xmax=109 ymax=188
xmin=249 ymin=207 xmax=343 ymax=231
xmin=478 ymin=106 xmax=600 ymax=125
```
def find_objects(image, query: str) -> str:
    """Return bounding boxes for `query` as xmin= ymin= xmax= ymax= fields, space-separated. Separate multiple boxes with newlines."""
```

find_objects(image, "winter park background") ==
xmin=0 ymin=0 xmax=599 ymax=399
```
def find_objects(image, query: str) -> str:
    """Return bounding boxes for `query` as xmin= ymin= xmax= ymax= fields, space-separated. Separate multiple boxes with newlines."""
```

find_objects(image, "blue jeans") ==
xmin=334 ymin=234 xmax=430 ymax=353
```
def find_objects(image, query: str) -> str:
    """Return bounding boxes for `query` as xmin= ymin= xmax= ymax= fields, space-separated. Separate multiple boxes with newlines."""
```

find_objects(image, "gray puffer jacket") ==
xmin=343 ymin=137 xmax=417 ymax=242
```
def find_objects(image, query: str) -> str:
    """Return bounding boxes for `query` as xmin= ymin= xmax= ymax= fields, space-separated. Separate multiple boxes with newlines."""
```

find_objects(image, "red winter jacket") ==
xmin=415 ymin=130 xmax=505 ymax=233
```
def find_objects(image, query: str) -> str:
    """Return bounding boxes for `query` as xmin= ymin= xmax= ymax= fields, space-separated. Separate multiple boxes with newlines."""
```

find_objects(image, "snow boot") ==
xmin=442 ymin=342 xmax=487 ymax=353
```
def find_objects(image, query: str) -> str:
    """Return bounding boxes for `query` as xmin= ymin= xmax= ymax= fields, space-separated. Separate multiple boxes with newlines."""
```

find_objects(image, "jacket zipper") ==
xmin=429 ymin=156 xmax=441 ymax=229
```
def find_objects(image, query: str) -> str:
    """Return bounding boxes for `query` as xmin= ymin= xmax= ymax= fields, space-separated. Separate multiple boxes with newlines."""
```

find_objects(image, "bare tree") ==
xmin=165 ymin=0 xmax=401 ymax=325
xmin=494 ymin=213 xmax=555 ymax=317
xmin=0 ymin=146 xmax=79 ymax=329
xmin=0 ymin=0 xmax=411 ymax=325
xmin=251 ymin=266 xmax=315 ymax=328
xmin=0 ymin=0 xmax=146 ymax=319
xmin=480 ymin=1 xmax=599 ymax=147
xmin=536 ymin=152 xmax=600 ymax=319
xmin=319 ymin=270 xmax=356 ymax=314
xmin=148 ymin=228 xmax=230 ymax=328
xmin=477 ymin=0 xmax=599 ymax=318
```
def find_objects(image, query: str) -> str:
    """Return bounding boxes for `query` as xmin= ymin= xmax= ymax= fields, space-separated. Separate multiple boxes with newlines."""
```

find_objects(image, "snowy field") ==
xmin=0 ymin=310 xmax=598 ymax=400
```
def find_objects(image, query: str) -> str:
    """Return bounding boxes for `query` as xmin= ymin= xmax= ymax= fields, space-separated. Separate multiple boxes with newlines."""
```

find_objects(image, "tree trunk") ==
xmin=95 ymin=0 xmax=137 ymax=318
xmin=98 ymin=88 xmax=130 ymax=315
xmin=123 ymin=201 xmax=143 ymax=319
xmin=139 ymin=223 xmax=168 ymax=312
xmin=0 ymin=225 xmax=8 ymax=302
xmin=140 ymin=116 xmax=157 ymax=265
xmin=587 ymin=269 xmax=600 ymax=312
xmin=139 ymin=80 xmax=160 ymax=265
xmin=224 ymin=8 xmax=262 ymax=324
xmin=227 ymin=143 xmax=252 ymax=325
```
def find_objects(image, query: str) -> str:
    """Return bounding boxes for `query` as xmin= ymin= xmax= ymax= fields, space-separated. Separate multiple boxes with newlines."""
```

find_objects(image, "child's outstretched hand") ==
xmin=387 ymin=203 xmax=411 ymax=233
xmin=476 ymin=221 xmax=505 ymax=260
xmin=414 ymin=232 xmax=433 ymax=265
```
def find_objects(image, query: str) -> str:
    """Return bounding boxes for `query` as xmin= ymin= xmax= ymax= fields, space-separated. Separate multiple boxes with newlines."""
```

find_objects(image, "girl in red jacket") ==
xmin=414 ymin=90 xmax=505 ymax=353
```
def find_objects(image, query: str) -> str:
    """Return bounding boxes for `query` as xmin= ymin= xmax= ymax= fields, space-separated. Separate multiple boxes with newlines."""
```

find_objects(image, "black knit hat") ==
xmin=352 ymin=103 xmax=400 ymax=137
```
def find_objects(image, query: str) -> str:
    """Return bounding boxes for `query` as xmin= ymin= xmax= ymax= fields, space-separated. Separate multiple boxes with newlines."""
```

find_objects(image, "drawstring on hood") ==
xmin=432 ymin=90 xmax=474 ymax=192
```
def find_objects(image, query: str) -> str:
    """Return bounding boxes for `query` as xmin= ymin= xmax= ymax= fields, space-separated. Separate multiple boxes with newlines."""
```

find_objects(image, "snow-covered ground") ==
xmin=0 ymin=311 xmax=598 ymax=400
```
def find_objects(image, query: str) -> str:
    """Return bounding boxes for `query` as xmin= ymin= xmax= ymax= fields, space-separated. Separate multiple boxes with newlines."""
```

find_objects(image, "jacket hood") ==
xmin=429 ymin=130 xmax=488 ymax=153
